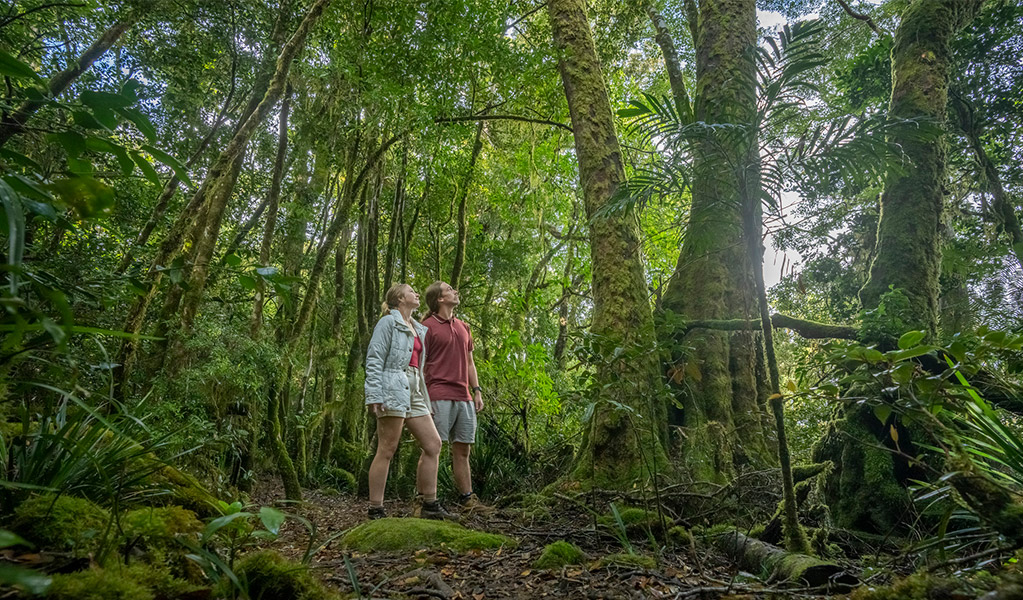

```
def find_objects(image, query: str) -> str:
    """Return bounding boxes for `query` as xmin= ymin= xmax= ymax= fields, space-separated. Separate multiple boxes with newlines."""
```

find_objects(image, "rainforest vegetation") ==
xmin=1 ymin=0 xmax=1022 ymax=597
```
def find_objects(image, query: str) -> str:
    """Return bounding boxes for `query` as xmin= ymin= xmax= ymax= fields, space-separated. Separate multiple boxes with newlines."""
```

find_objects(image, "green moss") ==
xmin=121 ymin=506 xmax=202 ymax=547
xmin=597 ymin=507 xmax=660 ymax=532
xmin=322 ymin=466 xmax=356 ymax=493
xmin=14 ymin=495 xmax=109 ymax=555
xmin=221 ymin=551 xmax=336 ymax=600
xmin=150 ymin=466 xmax=220 ymax=518
xmin=597 ymin=552 xmax=656 ymax=569
xmin=341 ymin=518 xmax=515 ymax=553
xmin=851 ymin=573 xmax=957 ymax=600
xmin=667 ymin=526 xmax=692 ymax=546
xmin=46 ymin=567 xmax=153 ymax=600
xmin=533 ymin=541 xmax=586 ymax=569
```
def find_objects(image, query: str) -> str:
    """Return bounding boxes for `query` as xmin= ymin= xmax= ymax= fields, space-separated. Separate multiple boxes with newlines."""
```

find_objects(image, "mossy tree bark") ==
xmin=820 ymin=0 xmax=987 ymax=533
xmin=450 ymin=120 xmax=485 ymax=291
xmin=658 ymin=0 xmax=774 ymax=482
xmin=858 ymin=0 xmax=987 ymax=338
xmin=548 ymin=0 xmax=669 ymax=488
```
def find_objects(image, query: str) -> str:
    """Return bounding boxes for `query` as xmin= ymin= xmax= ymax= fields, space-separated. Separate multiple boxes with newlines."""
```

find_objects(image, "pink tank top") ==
xmin=409 ymin=334 xmax=423 ymax=368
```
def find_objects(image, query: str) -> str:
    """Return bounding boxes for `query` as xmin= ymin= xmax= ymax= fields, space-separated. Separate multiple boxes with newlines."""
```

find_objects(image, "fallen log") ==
xmin=714 ymin=530 xmax=858 ymax=589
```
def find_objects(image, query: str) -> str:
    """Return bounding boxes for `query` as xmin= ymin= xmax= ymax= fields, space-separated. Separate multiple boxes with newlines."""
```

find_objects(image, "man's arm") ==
xmin=467 ymin=349 xmax=483 ymax=412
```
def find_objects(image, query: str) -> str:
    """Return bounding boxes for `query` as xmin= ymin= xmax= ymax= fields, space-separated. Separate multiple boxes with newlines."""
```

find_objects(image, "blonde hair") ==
xmin=380 ymin=283 xmax=410 ymax=318
xmin=422 ymin=280 xmax=445 ymax=320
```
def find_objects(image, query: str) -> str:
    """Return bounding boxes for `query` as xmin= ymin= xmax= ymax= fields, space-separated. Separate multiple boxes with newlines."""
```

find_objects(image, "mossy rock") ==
xmin=46 ymin=566 xmax=158 ymax=600
xmin=341 ymin=518 xmax=515 ymax=553
xmin=121 ymin=506 xmax=202 ymax=547
xmin=321 ymin=466 xmax=356 ymax=493
xmin=667 ymin=526 xmax=692 ymax=546
xmin=14 ymin=495 xmax=109 ymax=555
xmin=221 ymin=550 xmax=338 ymax=600
xmin=149 ymin=466 xmax=220 ymax=518
xmin=533 ymin=541 xmax=587 ymax=569
xmin=597 ymin=552 xmax=656 ymax=570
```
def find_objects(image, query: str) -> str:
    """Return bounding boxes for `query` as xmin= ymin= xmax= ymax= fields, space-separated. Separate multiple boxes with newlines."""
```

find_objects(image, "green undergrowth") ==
xmin=597 ymin=552 xmax=657 ymax=569
xmin=46 ymin=563 xmax=196 ymax=600
xmin=341 ymin=518 xmax=515 ymax=553
xmin=533 ymin=540 xmax=587 ymax=569
xmin=223 ymin=550 xmax=339 ymax=600
xmin=14 ymin=494 xmax=110 ymax=555
xmin=121 ymin=506 xmax=202 ymax=548
xmin=849 ymin=571 xmax=1002 ymax=600
xmin=597 ymin=507 xmax=662 ymax=533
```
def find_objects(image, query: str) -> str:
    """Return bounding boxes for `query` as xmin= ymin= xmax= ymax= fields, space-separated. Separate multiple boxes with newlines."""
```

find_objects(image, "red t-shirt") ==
xmin=422 ymin=314 xmax=474 ymax=402
xmin=409 ymin=334 xmax=423 ymax=368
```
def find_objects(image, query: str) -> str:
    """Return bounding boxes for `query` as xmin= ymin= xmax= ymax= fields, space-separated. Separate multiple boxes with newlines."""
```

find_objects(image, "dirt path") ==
xmin=249 ymin=483 xmax=818 ymax=600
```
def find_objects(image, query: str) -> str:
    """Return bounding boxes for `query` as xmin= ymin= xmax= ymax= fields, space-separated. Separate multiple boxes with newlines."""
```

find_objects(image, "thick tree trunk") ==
xmin=548 ymin=0 xmax=668 ymax=487
xmin=858 ymin=0 xmax=987 ymax=337
xmin=0 ymin=12 xmax=140 ymax=147
xmin=821 ymin=0 xmax=987 ymax=534
xmin=450 ymin=120 xmax=485 ymax=290
xmin=659 ymin=0 xmax=773 ymax=482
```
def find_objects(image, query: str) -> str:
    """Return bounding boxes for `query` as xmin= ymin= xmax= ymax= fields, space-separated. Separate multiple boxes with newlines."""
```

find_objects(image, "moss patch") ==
xmin=533 ymin=541 xmax=586 ymax=569
xmin=667 ymin=526 xmax=692 ymax=546
xmin=597 ymin=507 xmax=660 ymax=532
xmin=341 ymin=518 xmax=515 ymax=553
xmin=597 ymin=552 xmax=656 ymax=569
xmin=121 ymin=506 xmax=202 ymax=547
xmin=14 ymin=495 xmax=109 ymax=555
xmin=222 ymin=551 xmax=337 ymax=600
xmin=47 ymin=567 xmax=152 ymax=600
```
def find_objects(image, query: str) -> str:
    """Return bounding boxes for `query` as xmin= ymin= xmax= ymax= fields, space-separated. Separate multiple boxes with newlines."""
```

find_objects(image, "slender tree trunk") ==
xmin=658 ymin=0 xmax=774 ymax=482
xmin=548 ymin=0 xmax=668 ymax=487
xmin=646 ymin=3 xmax=693 ymax=119
xmin=173 ymin=0 xmax=333 ymax=345
xmin=383 ymin=143 xmax=407 ymax=290
xmin=251 ymin=85 xmax=292 ymax=337
xmin=450 ymin=120 xmax=484 ymax=290
xmin=0 ymin=11 xmax=141 ymax=147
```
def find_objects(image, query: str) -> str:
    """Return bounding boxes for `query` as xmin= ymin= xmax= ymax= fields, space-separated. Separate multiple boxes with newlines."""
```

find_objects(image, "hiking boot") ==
xmin=368 ymin=505 xmax=387 ymax=520
xmin=420 ymin=501 xmax=459 ymax=521
xmin=458 ymin=493 xmax=495 ymax=514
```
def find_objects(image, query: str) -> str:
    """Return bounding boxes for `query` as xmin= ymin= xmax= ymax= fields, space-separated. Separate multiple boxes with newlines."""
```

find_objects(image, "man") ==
xmin=421 ymin=280 xmax=491 ymax=511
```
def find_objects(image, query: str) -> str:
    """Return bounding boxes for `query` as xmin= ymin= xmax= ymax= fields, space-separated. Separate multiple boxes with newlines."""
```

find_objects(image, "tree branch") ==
xmin=435 ymin=113 xmax=572 ymax=133
xmin=683 ymin=313 xmax=858 ymax=340
xmin=834 ymin=0 xmax=882 ymax=35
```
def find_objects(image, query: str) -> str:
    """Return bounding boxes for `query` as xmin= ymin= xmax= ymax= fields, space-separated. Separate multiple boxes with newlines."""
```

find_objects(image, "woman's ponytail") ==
xmin=380 ymin=283 xmax=408 ymax=318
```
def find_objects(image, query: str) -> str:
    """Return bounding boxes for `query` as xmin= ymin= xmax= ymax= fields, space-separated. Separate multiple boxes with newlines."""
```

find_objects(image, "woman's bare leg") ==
xmin=368 ymin=416 xmax=405 ymax=505
xmin=404 ymin=415 xmax=442 ymax=500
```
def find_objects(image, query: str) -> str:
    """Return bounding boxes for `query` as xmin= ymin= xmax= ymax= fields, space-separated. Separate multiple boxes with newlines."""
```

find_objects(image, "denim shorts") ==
xmin=381 ymin=366 xmax=432 ymax=419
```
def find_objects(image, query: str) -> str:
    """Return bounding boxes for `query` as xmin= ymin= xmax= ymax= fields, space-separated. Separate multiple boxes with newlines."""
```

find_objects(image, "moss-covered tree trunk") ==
xmin=858 ymin=0 xmax=987 ymax=336
xmin=450 ymin=120 xmax=484 ymax=291
xmin=548 ymin=0 xmax=668 ymax=488
xmin=658 ymin=0 xmax=774 ymax=482
xmin=817 ymin=0 xmax=986 ymax=532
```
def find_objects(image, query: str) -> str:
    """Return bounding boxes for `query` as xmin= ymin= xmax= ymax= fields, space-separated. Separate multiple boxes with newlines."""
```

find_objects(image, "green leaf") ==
xmin=115 ymin=107 xmax=157 ymax=141
xmin=201 ymin=511 xmax=252 ymax=544
xmin=50 ymin=131 xmax=86 ymax=159
xmin=72 ymin=110 xmax=107 ymax=130
xmin=120 ymin=80 xmax=142 ymax=102
xmin=0 ymin=148 xmax=42 ymax=171
xmin=0 ymin=530 xmax=31 ymax=549
xmin=142 ymin=144 xmax=192 ymax=187
xmin=224 ymin=254 xmax=242 ymax=267
xmin=238 ymin=275 xmax=257 ymax=290
xmin=130 ymin=152 xmax=161 ymax=186
xmin=81 ymin=90 xmax=134 ymax=111
xmin=0 ymin=179 xmax=26 ymax=280
xmin=873 ymin=404 xmax=892 ymax=424
xmin=0 ymin=563 xmax=51 ymax=595
xmin=898 ymin=330 xmax=926 ymax=349
xmin=890 ymin=345 xmax=936 ymax=362
xmin=0 ymin=50 xmax=38 ymax=79
xmin=259 ymin=506 xmax=286 ymax=535
xmin=47 ymin=176 xmax=115 ymax=218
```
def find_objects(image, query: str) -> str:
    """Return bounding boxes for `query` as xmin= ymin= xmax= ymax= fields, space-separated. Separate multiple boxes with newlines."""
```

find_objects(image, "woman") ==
xmin=364 ymin=283 xmax=456 ymax=521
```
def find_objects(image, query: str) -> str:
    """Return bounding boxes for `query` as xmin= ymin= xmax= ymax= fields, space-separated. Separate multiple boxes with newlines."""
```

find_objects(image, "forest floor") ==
xmin=251 ymin=482 xmax=842 ymax=600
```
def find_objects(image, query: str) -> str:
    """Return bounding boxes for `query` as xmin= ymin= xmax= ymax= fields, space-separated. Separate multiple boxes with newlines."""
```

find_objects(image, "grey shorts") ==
xmin=431 ymin=400 xmax=477 ymax=444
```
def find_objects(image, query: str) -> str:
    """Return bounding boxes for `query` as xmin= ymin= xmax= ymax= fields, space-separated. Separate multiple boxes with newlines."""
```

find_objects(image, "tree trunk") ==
xmin=858 ymin=0 xmax=987 ymax=338
xmin=548 ymin=0 xmax=668 ymax=488
xmin=820 ymin=0 xmax=987 ymax=534
xmin=0 ymin=12 xmax=140 ymax=147
xmin=658 ymin=0 xmax=774 ymax=482
xmin=450 ymin=120 xmax=485 ymax=290
xmin=172 ymin=0 xmax=333 ymax=345
xmin=646 ymin=3 xmax=693 ymax=120
xmin=383 ymin=143 xmax=407 ymax=290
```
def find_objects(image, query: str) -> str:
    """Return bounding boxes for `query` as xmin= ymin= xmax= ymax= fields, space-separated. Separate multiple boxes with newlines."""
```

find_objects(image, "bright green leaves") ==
xmin=0 ymin=50 xmax=38 ymax=79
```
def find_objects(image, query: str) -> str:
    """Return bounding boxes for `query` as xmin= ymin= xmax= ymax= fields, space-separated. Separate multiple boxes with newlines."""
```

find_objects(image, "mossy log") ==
xmin=714 ymin=530 xmax=857 ymax=588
